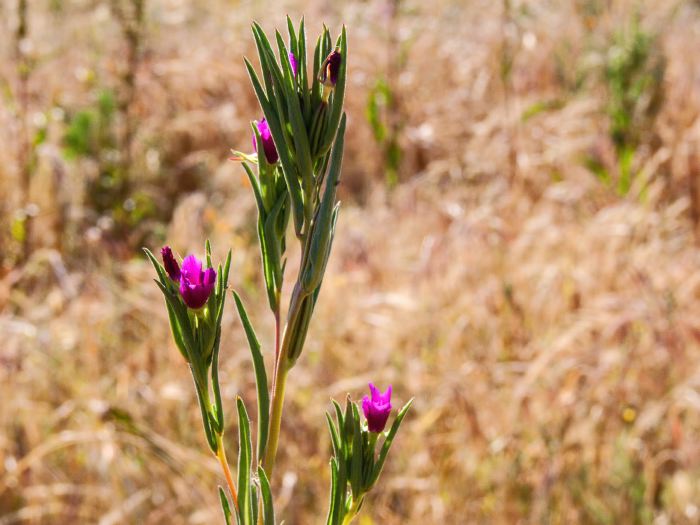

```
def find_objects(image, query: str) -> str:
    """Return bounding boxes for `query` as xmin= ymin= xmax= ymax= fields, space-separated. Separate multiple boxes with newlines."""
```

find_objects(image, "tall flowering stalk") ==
xmin=233 ymin=19 xmax=352 ymax=481
xmin=144 ymin=242 xmax=239 ymax=510
xmin=148 ymin=18 xmax=411 ymax=525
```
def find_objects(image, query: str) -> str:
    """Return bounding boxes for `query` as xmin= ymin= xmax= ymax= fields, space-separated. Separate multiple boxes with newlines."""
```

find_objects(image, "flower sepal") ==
xmin=229 ymin=149 xmax=259 ymax=164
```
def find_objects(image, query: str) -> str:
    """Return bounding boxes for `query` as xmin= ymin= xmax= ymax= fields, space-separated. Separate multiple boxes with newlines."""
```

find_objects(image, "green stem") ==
xmin=215 ymin=432 xmax=240 ymax=512
xmin=341 ymin=498 xmax=362 ymax=525
xmin=263 ymin=282 xmax=307 ymax=476
xmin=262 ymin=360 xmax=289 ymax=477
xmin=274 ymin=306 xmax=281 ymax=359
xmin=261 ymin=178 xmax=319 ymax=479
xmin=200 ymin=387 xmax=238 ymax=512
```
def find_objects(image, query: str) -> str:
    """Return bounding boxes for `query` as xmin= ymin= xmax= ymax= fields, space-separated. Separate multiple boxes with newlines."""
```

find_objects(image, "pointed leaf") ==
xmin=286 ymin=16 xmax=298 ymax=62
xmin=350 ymin=402 xmax=363 ymax=498
xmin=258 ymin=466 xmax=276 ymax=525
xmin=165 ymin=302 xmax=188 ymax=360
xmin=318 ymin=27 xmax=347 ymax=155
xmin=369 ymin=398 xmax=413 ymax=487
xmin=245 ymin=57 xmax=304 ymax=235
xmin=233 ymin=292 xmax=270 ymax=464
xmin=299 ymin=18 xmax=311 ymax=122
xmin=219 ymin=486 xmax=233 ymax=525
xmin=210 ymin=327 xmax=225 ymax=434
xmin=237 ymin=397 xmax=253 ymax=525
xmin=325 ymin=458 xmax=339 ymax=525
xmin=301 ymin=114 xmax=346 ymax=293
xmin=194 ymin=382 xmax=218 ymax=453
xmin=205 ymin=239 xmax=212 ymax=268
xmin=326 ymin=412 xmax=342 ymax=459
xmin=143 ymin=247 xmax=169 ymax=287
xmin=311 ymin=34 xmax=323 ymax=108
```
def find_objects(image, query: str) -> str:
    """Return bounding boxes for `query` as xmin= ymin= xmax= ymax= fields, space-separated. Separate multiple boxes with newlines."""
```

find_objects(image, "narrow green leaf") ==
xmin=252 ymin=23 xmax=283 ymax=82
xmin=350 ymin=403 xmax=363 ymax=498
xmin=299 ymin=18 xmax=311 ymax=122
xmin=253 ymin=23 xmax=288 ymax=122
xmin=210 ymin=327 xmax=224 ymax=434
xmin=237 ymin=397 xmax=253 ymax=525
xmin=257 ymin=219 xmax=277 ymax=312
xmin=286 ymin=15 xmax=298 ymax=61
xmin=221 ymin=250 xmax=232 ymax=300
xmin=258 ymin=466 xmax=276 ymax=525
xmin=286 ymin=96 xmax=314 ymax=222
xmin=310 ymin=202 xmax=340 ymax=309
xmin=332 ymin=400 xmax=345 ymax=438
xmin=369 ymin=398 xmax=414 ymax=487
xmin=219 ymin=486 xmax=233 ymax=525
xmin=245 ymin=57 xmax=304 ymax=235
xmin=244 ymin=155 xmax=278 ymax=310
xmin=285 ymin=292 xmax=314 ymax=366
xmin=205 ymin=239 xmax=212 ymax=268
xmin=311 ymin=34 xmax=323 ymax=108
xmin=233 ymin=292 xmax=270 ymax=464
xmin=216 ymin=261 xmax=224 ymax=299
xmin=250 ymin=24 xmax=278 ymax=108
xmin=155 ymin=280 xmax=196 ymax=355
xmin=276 ymin=31 xmax=314 ymax=207
xmin=322 ymin=25 xmax=332 ymax=58
xmin=244 ymin=56 xmax=274 ymax=119
xmin=251 ymin=489 xmax=258 ymax=525
xmin=275 ymin=30 xmax=295 ymax=90
xmin=326 ymin=458 xmax=339 ymax=525
xmin=194 ymin=382 xmax=218 ymax=453
xmin=318 ymin=27 xmax=347 ymax=155
xmin=301 ymin=114 xmax=346 ymax=293
xmin=165 ymin=302 xmax=188 ymax=360
xmin=326 ymin=412 xmax=342 ymax=458
xmin=261 ymin=192 xmax=288 ymax=309
xmin=143 ymin=247 xmax=169 ymax=287
xmin=343 ymin=397 xmax=353 ymax=456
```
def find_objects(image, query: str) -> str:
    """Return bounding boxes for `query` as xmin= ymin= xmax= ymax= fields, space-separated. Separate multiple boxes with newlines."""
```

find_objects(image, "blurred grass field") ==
xmin=2 ymin=0 xmax=700 ymax=523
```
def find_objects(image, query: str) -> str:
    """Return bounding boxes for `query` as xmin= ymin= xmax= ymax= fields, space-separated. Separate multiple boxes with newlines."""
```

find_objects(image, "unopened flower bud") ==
xmin=319 ymin=49 xmax=342 ymax=89
xmin=252 ymin=118 xmax=279 ymax=164
xmin=161 ymin=246 xmax=181 ymax=281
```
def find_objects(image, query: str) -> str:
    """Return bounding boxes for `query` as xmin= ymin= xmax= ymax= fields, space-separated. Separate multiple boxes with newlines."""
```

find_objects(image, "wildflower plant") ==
xmin=146 ymin=18 xmax=411 ymax=524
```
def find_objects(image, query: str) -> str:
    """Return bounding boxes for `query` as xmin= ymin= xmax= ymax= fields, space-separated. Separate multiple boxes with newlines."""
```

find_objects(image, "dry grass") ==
xmin=2 ymin=0 xmax=700 ymax=523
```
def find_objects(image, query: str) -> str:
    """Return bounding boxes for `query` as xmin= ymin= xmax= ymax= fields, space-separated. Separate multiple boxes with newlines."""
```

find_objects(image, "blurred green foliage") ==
xmin=592 ymin=14 xmax=665 ymax=196
xmin=366 ymin=79 xmax=401 ymax=188
xmin=63 ymin=88 xmax=155 ymax=238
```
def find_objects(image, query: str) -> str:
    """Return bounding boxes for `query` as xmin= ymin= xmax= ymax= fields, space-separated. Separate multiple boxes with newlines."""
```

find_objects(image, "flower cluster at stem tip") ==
xmin=161 ymin=246 xmax=216 ymax=309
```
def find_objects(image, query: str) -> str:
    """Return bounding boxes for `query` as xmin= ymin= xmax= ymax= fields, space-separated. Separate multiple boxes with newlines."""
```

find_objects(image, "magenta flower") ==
xmin=289 ymin=52 xmax=298 ymax=77
xmin=252 ymin=118 xmax=279 ymax=164
xmin=362 ymin=383 xmax=392 ymax=433
xmin=319 ymin=49 xmax=342 ymax=88
xmin=161 ymin=246 xmax=181 ymax=281
xmin=179 ymin=254 xmax=216 ymax=309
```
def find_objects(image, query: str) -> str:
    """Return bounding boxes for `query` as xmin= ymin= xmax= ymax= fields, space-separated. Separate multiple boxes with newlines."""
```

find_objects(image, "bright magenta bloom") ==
xmin=253 ymin=118 xmax=279 ymax=164
xmin=179 ymin=254 xmax=216 ymax=309
xmin=362 ymin=383 xmax=392 ymax=433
